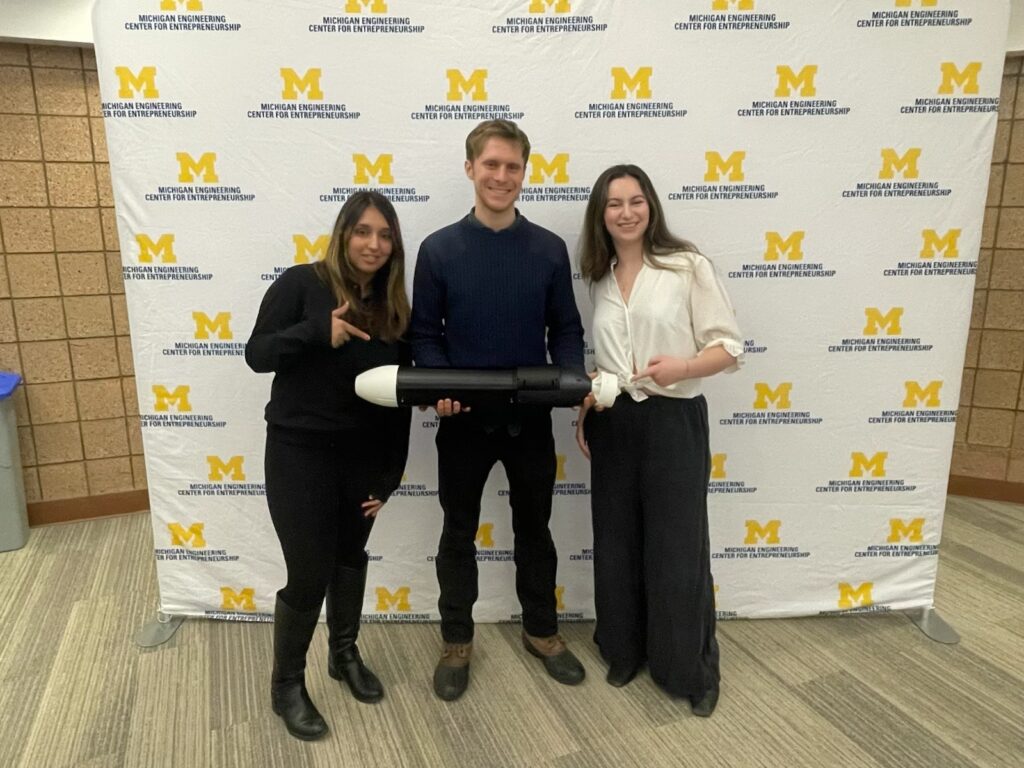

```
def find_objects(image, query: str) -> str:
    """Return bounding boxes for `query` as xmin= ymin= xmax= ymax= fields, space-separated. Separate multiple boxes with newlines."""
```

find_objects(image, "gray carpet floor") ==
xmin=0 ymin=495 xmax=1021 ymax=767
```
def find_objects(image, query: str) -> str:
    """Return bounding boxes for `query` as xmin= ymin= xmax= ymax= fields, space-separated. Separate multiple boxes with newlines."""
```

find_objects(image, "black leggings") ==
xmin=265 ymin=427 xmax=377 ymax=612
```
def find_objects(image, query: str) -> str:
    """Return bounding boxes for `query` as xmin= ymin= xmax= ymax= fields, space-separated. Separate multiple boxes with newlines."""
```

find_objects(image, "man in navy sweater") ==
xmin=411 ymin=119 xmax=586 ymax=701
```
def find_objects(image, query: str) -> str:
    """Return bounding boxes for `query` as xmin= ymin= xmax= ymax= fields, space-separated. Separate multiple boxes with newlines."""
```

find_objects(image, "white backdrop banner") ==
xmin=92 ymin=0 xmax=1007 ymax=622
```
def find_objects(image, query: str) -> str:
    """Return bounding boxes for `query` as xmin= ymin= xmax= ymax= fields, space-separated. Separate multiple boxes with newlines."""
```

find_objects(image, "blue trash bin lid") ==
xmin=0 ymin=371 xmax=22 ymax=399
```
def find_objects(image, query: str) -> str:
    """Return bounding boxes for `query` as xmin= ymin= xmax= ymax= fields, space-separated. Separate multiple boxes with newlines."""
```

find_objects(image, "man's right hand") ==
xmin=434 ymin=398 xmax=469 ymax=417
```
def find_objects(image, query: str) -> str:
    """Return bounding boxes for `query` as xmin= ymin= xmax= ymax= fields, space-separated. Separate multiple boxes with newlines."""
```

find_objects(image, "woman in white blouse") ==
xmin=576 ymin=164 xmax=743 ymax=716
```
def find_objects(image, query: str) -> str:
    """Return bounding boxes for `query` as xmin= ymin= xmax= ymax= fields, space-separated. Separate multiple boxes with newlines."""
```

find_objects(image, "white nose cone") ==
xmin=355 ymin=365 xmax=400 ymax=407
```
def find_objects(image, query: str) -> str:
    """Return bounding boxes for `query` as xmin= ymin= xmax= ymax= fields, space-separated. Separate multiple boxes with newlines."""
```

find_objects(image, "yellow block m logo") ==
xmin=555 ymin=454 xmax=567 ymax=481
xmin=192 ymin=311 xmax=232 ymax=340
xmin=152 ymin=385 xmax=191 ymax=412
xmin=555 ymin=585 xmax=565 ymax=612
xmin=939 ymin=62 xmax=981 ymax=95
xmin=903 ymin=381 xmax=942 ymax=408
xmin=115 ymin=66 xmax=158 ymax=99
xmin=764 ymin=231 xmax=804 ymax=261
xmin=850 ymin=452 xmax=887 ymax=478
xmin=207 ymin=455 xmax=246 ymax=482
xmin=711 ymin=453 xmax=727 ymax=479
xmin=879 ymin=148 xmax=921 ymax=180
xmin=345 ymin=0 xmax=388 ymax=11
xmin=353 ymin=153 xmax=394 ymax=185
xmin=375 ymin=586 xmax=411 ymax=612
xmin=476 ymin=523 xmax=495 ymax=548
xmin=920 ymin=229 xmax=960 ymax=259
xmin=136 ymin=234 xmax=176 ymax=264
xmin=446 ymin=69 xmax=488 ymax=101
xmin=864 ymin=307 xmax=903 ymax=336
xmin=775 ymin=65 xmax=817 ymax=98
xmin=712 ymin=0 xmax=754 ymax=9
xmin=529 ymin=153 xmax=569 ymax=185
xmin=220 ymin=587 xmax=256 ymax=612
xmin=168 ymin=522 xmax=205 ymax=548
xmin=176 ymin=152 xmax=218 ymax=183
xmin=888 ymin=518 xmax=924 ymax=543
xmin=610 ymin=67 xmax=653 ymax=100
xmin=744 ymin=520 xmax=781 ymax=545
xmin=705 ymin=151 xmax=746 ymax=182
xmin=280 ymin=68 xmax=323 ymax=100
xmin=161 ymin=0 xmax=203 ymax=10
xmin=293 ymin=234 xmax=329 ymax=264
xmin=530 ymin=0 xmax=570 ymax=11
xmin=838 ymin=582 xmax=873 ymax=609
xmin=895 ymin=0 xmax=936 ymax=6
xmin=753 ymin=382 xmax=792 ymax=410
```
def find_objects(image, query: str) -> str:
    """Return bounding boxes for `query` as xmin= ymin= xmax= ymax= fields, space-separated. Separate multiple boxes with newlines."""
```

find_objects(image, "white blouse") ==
xmin=591 ymin=251 xmax=744 ymax=401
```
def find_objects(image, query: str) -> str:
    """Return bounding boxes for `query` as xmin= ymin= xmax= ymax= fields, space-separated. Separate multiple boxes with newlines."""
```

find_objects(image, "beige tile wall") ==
xmin=1 ymin=42 xmax=1021 ymax=504
xmin=0 ymin=43 xmax=144 ymax=503
xmin=954 ymin=55 xmax=1024 ymax=485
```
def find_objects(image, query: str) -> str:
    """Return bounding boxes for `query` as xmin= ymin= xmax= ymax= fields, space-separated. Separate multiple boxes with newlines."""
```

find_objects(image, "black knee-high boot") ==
xmin=271 ymin=594 xmax=329 ymax=740
xmin=326 ymin=559 xmax=384 ymax=703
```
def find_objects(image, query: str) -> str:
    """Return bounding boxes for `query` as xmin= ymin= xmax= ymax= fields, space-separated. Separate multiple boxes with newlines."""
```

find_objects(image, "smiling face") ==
xmin=603 ymin=175 xmax=650 ymax=251
xmin=345 ymin=205 xmax=393 ymax=283
xmin=465 ymin=137 xmax=526 ymax=219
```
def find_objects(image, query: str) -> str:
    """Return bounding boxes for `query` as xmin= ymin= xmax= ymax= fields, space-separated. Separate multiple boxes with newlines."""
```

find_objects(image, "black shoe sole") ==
xmin=272 ymin=704 xmax=329 ymax=740
xmin=283 ymin=724 xmax=329 ymax=741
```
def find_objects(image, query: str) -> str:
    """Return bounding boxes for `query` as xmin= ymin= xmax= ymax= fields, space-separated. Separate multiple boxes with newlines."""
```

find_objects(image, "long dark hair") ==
xmin=314 ymin=191 xmax=410 ymax=342
xmin=579 ymin=164 xmax=699 ymax=283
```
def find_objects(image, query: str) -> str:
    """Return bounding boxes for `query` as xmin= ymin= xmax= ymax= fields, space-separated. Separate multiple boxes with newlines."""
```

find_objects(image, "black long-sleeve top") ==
xmin=245 ymin=264 xmax=411 ymax=501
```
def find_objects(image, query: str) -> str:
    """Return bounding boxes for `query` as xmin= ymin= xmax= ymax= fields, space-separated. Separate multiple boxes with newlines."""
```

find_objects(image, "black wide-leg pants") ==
xmin=434 ymin=411 xmax=559 ymax=643
xmin=265 ymin=427 xmax=376 ymax=612
xmin=585 ymin=394 xmax=719 ymax=700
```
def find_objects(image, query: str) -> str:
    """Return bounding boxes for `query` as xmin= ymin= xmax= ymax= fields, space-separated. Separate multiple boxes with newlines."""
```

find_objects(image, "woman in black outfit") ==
xmin=245 ymin=191 xmax=411 ymax=741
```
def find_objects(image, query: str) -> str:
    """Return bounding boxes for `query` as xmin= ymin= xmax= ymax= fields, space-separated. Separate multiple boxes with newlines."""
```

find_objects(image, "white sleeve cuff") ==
xmin=703 ymin=338 xmax=745 ymax=372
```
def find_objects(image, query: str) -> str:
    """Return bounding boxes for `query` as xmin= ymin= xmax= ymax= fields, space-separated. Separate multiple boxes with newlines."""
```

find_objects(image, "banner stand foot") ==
xmin=135 ymin=612 xmax=185 ymax=648
xmin=904 ymin=607 xmax=959 ymax=645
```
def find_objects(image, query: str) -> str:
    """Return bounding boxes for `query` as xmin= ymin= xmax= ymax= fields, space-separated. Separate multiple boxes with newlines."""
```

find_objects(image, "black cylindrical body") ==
xmin=394 ymin=365 xmax=591 ymax=408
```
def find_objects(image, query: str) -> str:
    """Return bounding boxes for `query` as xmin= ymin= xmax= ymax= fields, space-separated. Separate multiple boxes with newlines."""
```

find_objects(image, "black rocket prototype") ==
xmin=354 ymin=365 xmax=620 ymax=410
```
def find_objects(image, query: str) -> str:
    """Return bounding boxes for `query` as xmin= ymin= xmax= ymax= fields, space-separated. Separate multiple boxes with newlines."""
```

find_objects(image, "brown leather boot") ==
xmin=522 ymin=632 xmax=585 ymax=685
xmin=433 ymin=642 xmax=472 ymax=701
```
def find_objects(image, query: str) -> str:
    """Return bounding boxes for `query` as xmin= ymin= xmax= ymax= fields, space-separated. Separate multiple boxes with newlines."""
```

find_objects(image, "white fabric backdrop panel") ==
xmin=91 ymin=0 xmax=1008 ymax=622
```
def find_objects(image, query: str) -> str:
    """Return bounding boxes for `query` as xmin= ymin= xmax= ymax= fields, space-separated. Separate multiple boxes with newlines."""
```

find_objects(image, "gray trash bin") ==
xmin=0 ymin=371 xmax=28 ymax=552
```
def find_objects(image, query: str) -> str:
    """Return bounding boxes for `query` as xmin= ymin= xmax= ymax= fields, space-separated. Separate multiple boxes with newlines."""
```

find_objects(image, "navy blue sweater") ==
xmin=410 ymin=213 xmax=585 ymax=372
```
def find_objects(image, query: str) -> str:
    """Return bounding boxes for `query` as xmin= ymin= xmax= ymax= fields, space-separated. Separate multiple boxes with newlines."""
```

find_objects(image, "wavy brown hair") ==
xmin=579 ymin=164 xmax=699 ymax=283
xmin=314 ymin=191 xmax=410 ymax=342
